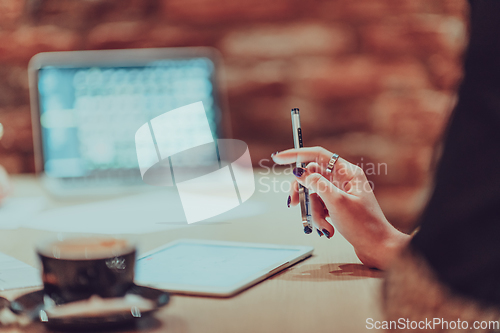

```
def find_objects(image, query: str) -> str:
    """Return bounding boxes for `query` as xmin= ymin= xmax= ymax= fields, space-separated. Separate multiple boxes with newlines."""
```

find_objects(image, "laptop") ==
xmin=28 ymin=47 xmax=230 ymax=196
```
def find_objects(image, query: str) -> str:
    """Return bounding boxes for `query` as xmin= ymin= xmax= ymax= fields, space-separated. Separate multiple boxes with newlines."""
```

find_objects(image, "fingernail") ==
xmin=322 ymin=229 xmax=331 ymax=238
xmin=324 ymin=208 xmax=329 ymax=215
xmin=303 ymin=226 xmax=312 ymax=234
xmin=293 ymin=167 xmax=305 ymax=177
xmin=271 ymin=151 xmax=280 ymax=158
xmin=287 ymin=195 xmax=291 ymax=208
xmin=316 ymin=229 xmax=323 ymax=237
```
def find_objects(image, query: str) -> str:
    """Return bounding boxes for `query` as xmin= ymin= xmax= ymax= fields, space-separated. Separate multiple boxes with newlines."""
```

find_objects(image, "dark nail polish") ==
xmin=322 ymin=229 xmax=331 ymax=238
xmin=316 ymin=229 xmax=323 ymax=237
xmin=287 ymin=195 xmax=291 ymax=208
xmin=293 ymin=167 xmax=305 ymax=177
xmin=304 ymin=226 xmax=312 ymax=234
xmin=271 ymin=151 xmax=279 ymax=157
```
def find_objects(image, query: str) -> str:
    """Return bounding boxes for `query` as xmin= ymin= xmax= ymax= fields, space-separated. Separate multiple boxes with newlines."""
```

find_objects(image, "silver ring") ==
xmin=325 ymin=153 xmax=339 ymax=173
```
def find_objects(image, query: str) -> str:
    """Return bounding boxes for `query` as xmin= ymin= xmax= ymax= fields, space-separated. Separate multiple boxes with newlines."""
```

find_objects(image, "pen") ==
xmin=291 ymin=108 xmax=313 ymax=234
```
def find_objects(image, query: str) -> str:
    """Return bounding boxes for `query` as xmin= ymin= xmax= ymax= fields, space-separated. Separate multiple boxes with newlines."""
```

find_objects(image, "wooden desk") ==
xmin=0 ymin=172 xmax=384 ymax=333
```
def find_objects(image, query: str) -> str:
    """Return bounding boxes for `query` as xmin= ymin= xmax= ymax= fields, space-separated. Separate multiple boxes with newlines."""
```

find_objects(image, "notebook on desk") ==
xmin=28 ymin=47 xmax=229 ymax=196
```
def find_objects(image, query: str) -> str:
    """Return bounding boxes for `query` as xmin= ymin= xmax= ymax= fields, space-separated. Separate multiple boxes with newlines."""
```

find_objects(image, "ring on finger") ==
xmin=325 ymin=153 xmax=340 ymax=173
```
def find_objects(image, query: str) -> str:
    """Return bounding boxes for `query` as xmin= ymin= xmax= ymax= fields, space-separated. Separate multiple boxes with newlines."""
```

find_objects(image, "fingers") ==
xmin=272 ymin=147 xmax=333 ymax=166
xmin=303 ymin=162 xmax=338 ymax=185
xmin=288 ymin=165 xmax=322 ymax=209
xmin=287 ymin=166 xmax=323 ymax=208
xmin=305 ymin=162 xmax=324 ymax=174
xmin=293 ymin=166 xmax=354 ymax=204
xmin=309 ymin=193 xmax=334 ymax=239
xmin=272 ymin=148 xmax=361 ymax=182
xmin=288 ymin=178 xmax=336 ymax=239
xmin=305 ymin=173 xmax=349 ymax=201
xmin=288 ymin=180 xmax=299 ymax=207
xmin=304 ymin=162 xmax=329 ymax=180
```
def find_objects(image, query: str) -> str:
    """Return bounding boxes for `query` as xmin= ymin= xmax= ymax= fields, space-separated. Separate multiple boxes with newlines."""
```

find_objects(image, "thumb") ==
xmin=304 ymin=173 xmax=350 ymax=206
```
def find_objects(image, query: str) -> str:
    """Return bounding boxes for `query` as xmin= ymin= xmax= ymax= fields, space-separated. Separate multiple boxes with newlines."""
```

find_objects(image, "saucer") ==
xmin=10 ymin=284 xmax=170 ymax=329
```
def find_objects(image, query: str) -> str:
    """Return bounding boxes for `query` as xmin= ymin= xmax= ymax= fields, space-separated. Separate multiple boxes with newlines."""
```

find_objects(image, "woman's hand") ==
xmin=272 ymin=147 xmax=410 ymax=270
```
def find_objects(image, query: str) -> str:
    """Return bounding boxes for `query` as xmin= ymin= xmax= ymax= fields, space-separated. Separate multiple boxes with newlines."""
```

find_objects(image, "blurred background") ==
xmin=0 ymin=0 xmax=468 ymax=231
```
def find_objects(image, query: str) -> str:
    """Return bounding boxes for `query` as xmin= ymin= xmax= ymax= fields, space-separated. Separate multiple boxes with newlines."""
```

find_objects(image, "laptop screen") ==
xmin=36 ymin=57 xmax=219 ymax=180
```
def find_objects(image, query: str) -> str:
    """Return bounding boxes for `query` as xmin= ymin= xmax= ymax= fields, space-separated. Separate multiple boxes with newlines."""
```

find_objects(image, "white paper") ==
xmin=0 ymin=252 xmax=41 ymax=291
xmin=177 ymin=167 xmax=240 ymax=224
xmin=0 ymin=197 xmax=47 ymax=229
xmin=23 ymin=190 xmax=265 ymax=234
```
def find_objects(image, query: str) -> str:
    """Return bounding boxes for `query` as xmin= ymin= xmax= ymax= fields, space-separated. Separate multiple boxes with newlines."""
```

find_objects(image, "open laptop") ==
xmin=28 ymin=47 xmax=230 ymax=196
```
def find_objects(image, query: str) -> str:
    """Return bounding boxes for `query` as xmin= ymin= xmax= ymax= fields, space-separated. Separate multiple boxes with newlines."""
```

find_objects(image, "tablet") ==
xmin=135 ymin=239 xmax=313 ymax=297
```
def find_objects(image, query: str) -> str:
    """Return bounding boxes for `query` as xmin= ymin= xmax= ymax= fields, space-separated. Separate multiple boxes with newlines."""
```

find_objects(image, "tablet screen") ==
xmin=135 ymin=242 xmax=300 ymax=288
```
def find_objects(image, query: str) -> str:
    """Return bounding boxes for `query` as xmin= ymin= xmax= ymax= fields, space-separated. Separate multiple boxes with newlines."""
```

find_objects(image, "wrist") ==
xmin=355 ymin=224 xmax=411 ymax=270
xmin=378 ymin=228 xmax=411 ymax=269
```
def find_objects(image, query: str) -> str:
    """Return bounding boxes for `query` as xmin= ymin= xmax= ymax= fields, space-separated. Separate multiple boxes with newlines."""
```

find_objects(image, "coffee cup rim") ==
xmin=36 ymin=236 xmax=136 ymax=261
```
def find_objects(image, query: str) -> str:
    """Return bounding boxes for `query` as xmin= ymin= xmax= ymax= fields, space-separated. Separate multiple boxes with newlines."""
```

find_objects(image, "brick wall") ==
xmin=0 ymin=0 xmax=468 ymax=230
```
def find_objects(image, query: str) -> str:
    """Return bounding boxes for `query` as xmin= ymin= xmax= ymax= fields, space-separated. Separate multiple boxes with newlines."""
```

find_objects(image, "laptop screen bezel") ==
xmin=28 ymin=47 xmax=231 ymax=178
